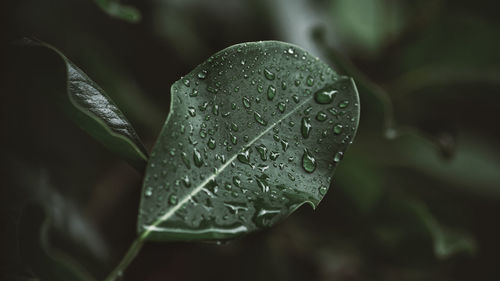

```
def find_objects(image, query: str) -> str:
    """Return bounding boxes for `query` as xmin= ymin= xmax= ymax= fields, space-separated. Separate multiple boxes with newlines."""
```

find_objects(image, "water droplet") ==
xmin=280 ymin=139 xmax=289 ymax=152
xmin=193 ymin=149 xmax=203 ymax=167
xmin=187 ymin=107 xmax=196 ymax=117
xmin=319 ymin=186 xmax=327 ymax=195
xmin=237 ymin=148 xmax=251 ymax=165
xmin=304 ymin=106 xmax=313 ymax=115
xmin=183 ymin=79 xmax=190 ymax=87
xmin=306 ymin=75 xmax=314 ymax=86
xmin=269 ymin=151 xmax=279 ymax=161
xmin=233 ymin=176 xmax=242 ymax=187
xmin=243 ymin=97 xmax=251 ymax=108
xmin=339 ymin=100 xmax=349 ymax=108
xmin=207 ymin=137 xmax=216 ymax=149
xmin=287 ymin=173 xmax=295 ymax=181
xmin=301 ymin=117 xmax=312 ymax=138
xmin=264 ymin=68 xmax=275 ymax=80
xmin=292 ymin=95 xmax=300 ymax=103
xmin=144 ymin=188 xmax=153 ymax=197
xmin=316 ymin=111 xmax=327 ymax=122
xmin=182 ymin=175 xmax=191 ymax=187
xmin=256 ymin=144 xmax=268 ymax=161
xmin=334 ymin=151 xmax=344 ymax=163
xmin=256 ymin=176 xmax=269 ymax=192
xmin=302 ymin=149 xmax=317 ymax=173
xmin=169 ymin=194 xmax=178 ymax=205
xmin=212 ymin=104 xmax=219 ymax=116
xmin=314 ymin=86 xmax=337 ymax=104
xmin=231 ymin=122 xmax=239 ymax=132
xmin=257 ymin=84 xmax=264 ymax=93
xmin=281 ymin=81 xmax=287 ymax=90
xmin=287 ymin=47 xmax=294 ymax=54
xmin=230 ymin=134 xmax=238 ymax=145
xmin=181 ymin=152 xmax=191 ymax=169
xmin=333 ymin=124 xmax=343 ymax=135
xmin=267 ymin=85 xmax=276 ymax=100
xmin=254 ymin=111 xmax=268 ymax=126
xmin=277 ymin=102 xmax=286 ymax=113
xmin=197 ymin=70 xmax=207 ymax=79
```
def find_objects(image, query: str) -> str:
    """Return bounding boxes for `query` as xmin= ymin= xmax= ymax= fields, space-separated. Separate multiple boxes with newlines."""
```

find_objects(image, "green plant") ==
xmin=24 ymin=39 xmax=360 ymax=281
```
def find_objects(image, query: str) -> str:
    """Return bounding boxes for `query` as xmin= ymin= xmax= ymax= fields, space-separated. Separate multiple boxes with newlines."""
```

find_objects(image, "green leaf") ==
xmin=24 ymin=38 xmax=148 ymax=170
xmin=18 ymin=205 xmax=97 ymax=281
xmin=137 ymin=41 xmax=360 ymax=241
xmin=409 ymin=201 xmax=477 ymax=259
xmin=94 ymin=0 xmax=142 ymax=23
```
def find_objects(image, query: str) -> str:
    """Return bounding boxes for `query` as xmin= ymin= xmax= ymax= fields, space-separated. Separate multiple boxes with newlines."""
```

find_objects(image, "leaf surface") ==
xmin=138 ymin=41 xmax=360 ymax=241
xmin=25 ymin=39 xmax=148 ymax=170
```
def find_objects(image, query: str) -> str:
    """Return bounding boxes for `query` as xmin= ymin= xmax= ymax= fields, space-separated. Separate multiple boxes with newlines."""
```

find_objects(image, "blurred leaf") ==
xmin=23 ymin=38 xmax=149 ymax=171
xmin=137 ymin=41 xmax=360 ymax=241
xmin=330 ymin=0 xmax=407 ymax=55
xmin=93 ymin=0 xmax=141 ymax=23
xmin=410 ymin=201 xmax=477 ymax=259
xmin=18 ymin=205 xmax=97 ymax=281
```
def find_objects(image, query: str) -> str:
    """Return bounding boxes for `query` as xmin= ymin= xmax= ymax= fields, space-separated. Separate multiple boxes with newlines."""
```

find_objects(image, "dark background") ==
xmin=1 ymin=0 xmax=500 ymax=280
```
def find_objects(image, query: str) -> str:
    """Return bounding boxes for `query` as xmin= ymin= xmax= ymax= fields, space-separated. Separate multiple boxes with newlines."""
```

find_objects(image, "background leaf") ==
xmin=23 ymin=38 xmax=149 ymax=170
xmin=137 ymin=41 xmax=360 ymax=241
xmin=93 ymin=0 xmax=142 ymax=23
xmin=18 ymin=205 xmax=97 ymax=281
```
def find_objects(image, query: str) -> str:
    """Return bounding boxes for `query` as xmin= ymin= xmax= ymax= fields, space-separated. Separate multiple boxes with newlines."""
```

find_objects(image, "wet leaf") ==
xmin=137 ymin=41 xmax=360 ymax=241
xmin=94 ymin=0 xmax=141 ymax=23
xmin=24 ymin=38 xmax=148 ymax=170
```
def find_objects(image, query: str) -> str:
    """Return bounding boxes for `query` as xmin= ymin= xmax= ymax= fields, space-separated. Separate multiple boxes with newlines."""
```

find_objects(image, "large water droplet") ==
xmin=316 ymin=111 xmax=327 ymax=122
xmin=181 ymin=152 xmax=191 ymax=169
xmin=193 ymin=148 xmax=203 ymax=167
xmin=333 ymin=124 xmax=343 ymax=135
xmin=233 ymin=176 xmax=242 ymax=187
xmin=338 ymin=100 xmax=349 ymax=108
xmin=169 ymin=194 xmax=178 ymax=205
xmin=302 ymin=149 xmax=317 ymax=173
xmin=242 ymin=97 xmax=251 ymax=109
xmin=277 ymin=102 xmax=286 ymax=113
xmin=182 ymin=175 xmax=191 ymax=187
xmin=267 ymin=85 xmax=276 ymax=100
xmin=237 ymin=148 xmax=251 ymax=165
xmin=197 ymin=70 xmax=207 ymax=79
xmin=254 ymin=111 xmax=268 ymax=126
xmin=319 ymin=185 xmax=327 ymax=195
xmin=314 ymin=86 xmax=337 ymax=104
xmin=256 ymin=144 xmax=268 ymax=161
xmin=264 ymin=68 xmax=275 ymax=80
xmin=207 ymin=137 xmax=216 ymax=149
xmin=301 ymin=117 xmax=312 ymax=138
xmin=333 ymin=151 xmax=344 ymax=163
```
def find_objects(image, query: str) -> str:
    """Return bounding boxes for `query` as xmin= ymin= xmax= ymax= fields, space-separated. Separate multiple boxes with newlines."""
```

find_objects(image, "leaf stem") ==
xmin=103 ymin=237 xmax=145 ymax=281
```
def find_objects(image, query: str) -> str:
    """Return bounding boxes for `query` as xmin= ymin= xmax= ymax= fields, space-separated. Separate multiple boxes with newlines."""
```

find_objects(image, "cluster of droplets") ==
xmin=138 ymin=43 xmax=359 ymax=235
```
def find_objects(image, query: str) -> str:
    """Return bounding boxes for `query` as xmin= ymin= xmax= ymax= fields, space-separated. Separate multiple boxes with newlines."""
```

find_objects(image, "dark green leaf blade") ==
xmin=19 ymin=205 xmax=97 ymax=281
xmin=24 ymin=38 xmax=148 ymax=170
xmin=138 ymin=41 xmax=360 ymax=241
xmin=94 ymin=0 xmax=142 ymax=23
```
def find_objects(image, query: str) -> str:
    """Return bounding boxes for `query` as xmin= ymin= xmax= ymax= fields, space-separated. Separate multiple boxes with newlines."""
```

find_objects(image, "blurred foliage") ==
xmin=1 ymin=0 xmax=500 ymax=281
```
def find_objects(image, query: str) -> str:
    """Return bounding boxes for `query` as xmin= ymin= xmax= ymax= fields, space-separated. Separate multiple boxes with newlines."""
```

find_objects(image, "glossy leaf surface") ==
xmin=138 ymin=41 xmax=360 ymax=241
xmin=25 ymin=39 xmax=148 ymax=170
